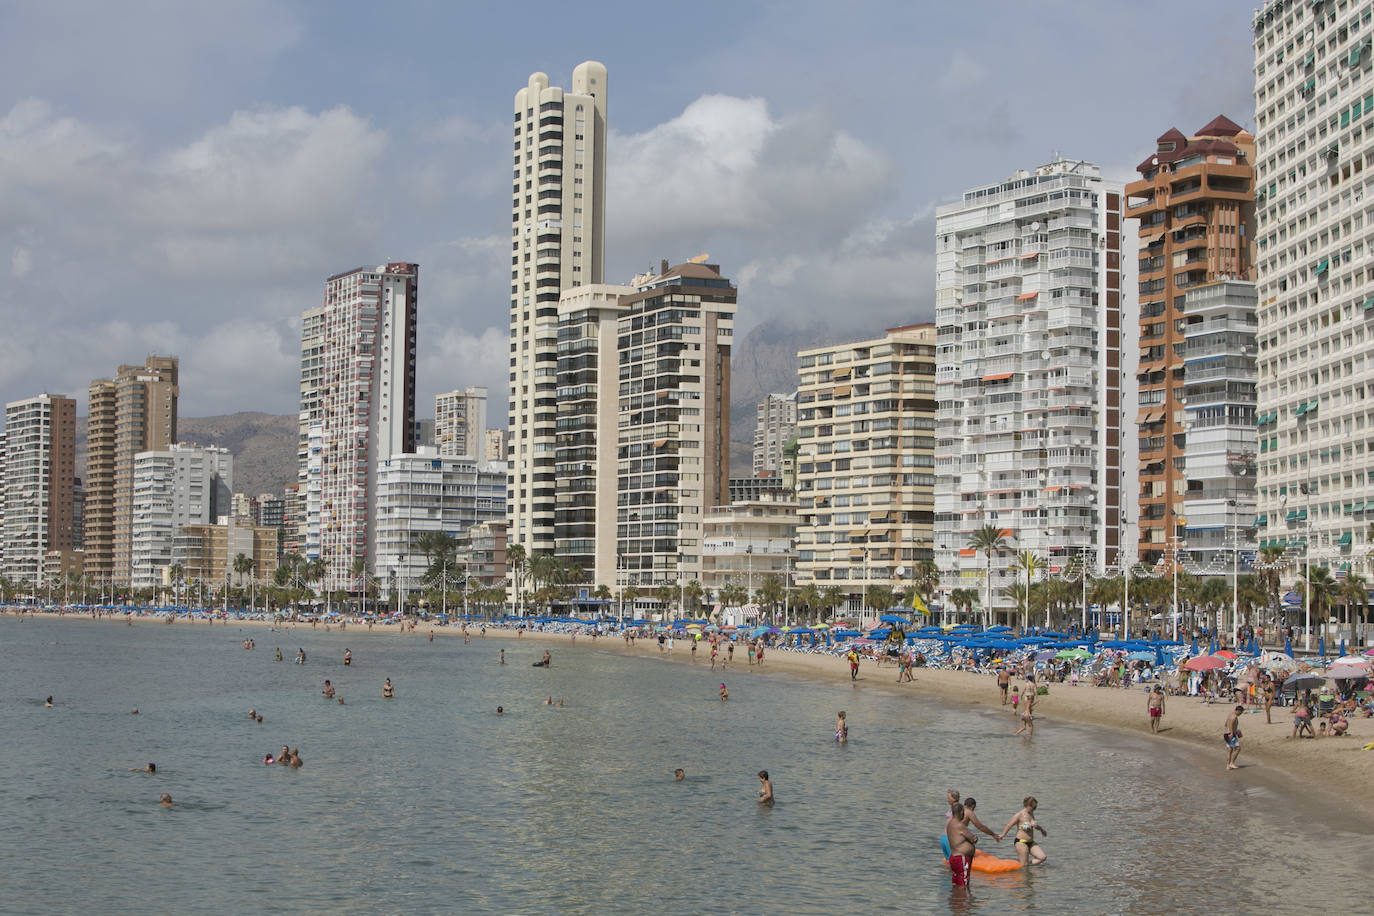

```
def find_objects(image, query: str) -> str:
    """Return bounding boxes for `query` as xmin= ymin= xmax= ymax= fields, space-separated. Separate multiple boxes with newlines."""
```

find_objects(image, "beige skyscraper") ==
xmin=2 ymin=393 xmax=76 ymax=586
xmin=84 ymin=356 xmax=179 ymax=585
xmin=508 ymin=62 xmax=607 ymax=557
xmin=435 ymin=386 xmax=488 ymax=458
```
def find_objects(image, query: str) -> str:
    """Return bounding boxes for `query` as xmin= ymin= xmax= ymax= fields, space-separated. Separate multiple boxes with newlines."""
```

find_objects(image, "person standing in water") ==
xmin=834 ymin=711 xmax=848 ymax=743
xmin=757 ymin=770 xmax=773 ymax=804
xmin=382 ymin=678 xmax=395 ymax=699
xmin=275 ymin=648 xmax=282 ymax=661
xmin=997 ymin=796 xmax=1048 ymax=866
xmin=343 ymin=649 xmax=352 ymax=666
xmin=719 ymin=683 xmax=729 ymax=701
xmin=1013 ymin=684 xmax=1036 ymax=737
xmin=499 ymin=648 xmax=505 ymax=665
xmin=945 ymin=803 xmax=977 ymax=889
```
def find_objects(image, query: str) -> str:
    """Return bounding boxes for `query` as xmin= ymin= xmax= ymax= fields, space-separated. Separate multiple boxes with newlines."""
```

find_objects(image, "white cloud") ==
xmin=11 ymin=247 xmax=31 ymax=278
xmin=940 ymin=50 xmax=986 ymax=91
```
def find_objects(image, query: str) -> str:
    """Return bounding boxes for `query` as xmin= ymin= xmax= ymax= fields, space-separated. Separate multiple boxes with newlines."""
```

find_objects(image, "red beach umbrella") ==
xmin=1183 ymin=655 xmax=1227 ymax=672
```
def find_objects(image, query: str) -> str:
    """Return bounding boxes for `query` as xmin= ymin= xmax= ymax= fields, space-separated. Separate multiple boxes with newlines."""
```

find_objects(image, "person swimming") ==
xmin=129 ymin=763 xmax=156 ymax=774
xmin=674 ymin=768 xmax=686 ymax=781
xmin=158 ymin=793 xmax=176 ymax=807
xmin=322 ymin=680 xmax=335 ymax=699
xmin=343 ymin=649 xmax=352 ymax=665
xmin=44 ymin=696 xmax=53 ymax=707
xmin=382 ymin=678 xmax=394 ymax=699
xmin=496 ymin=706 xmax=504 ymax=716
xmin=277 ymin=746 xmax=291 ymax=765
xmin=263 ymin=754 xmax=275 ymax=765
xmin=288 ymin=748 xmax=303 ymax=768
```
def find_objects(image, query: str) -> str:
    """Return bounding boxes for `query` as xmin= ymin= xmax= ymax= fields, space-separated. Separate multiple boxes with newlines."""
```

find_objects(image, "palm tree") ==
xmin=912 ymin=559 xmax=939 ymax=606
xmin=795 ymin=583 xmax=822 ymax=621
xmin=594 ymin=584 xmax=613 ymax=616
xmin=1299 ymin=567 xmax=1337 ymax=645
xmin=756 ymin=574 xmax=785 ymax=621
xmin=233 ymin=553 xmax=255 ymax=612
xmin=949 ymin=587 xmax=978 ymax=623
xmin=967 ymin=525 xmax=1009 ymax=628
xmin=1341 ymin=572 xmax=1368 ymax=647
xmin=820 ymin=585 xmax=846 ymax=622
xmin=655 ymin=583 xmax=677 ymax=616
xmin=864 ymin=584 xmax=895 ymax=616
xmin=506 ymin=543 xmax=527 ymax=615
xmin=1013 ymin=552 xmax=1042 ymax=630
xmin=718 ymin=581 xmax=747 ymax=610
xmin=683 ymin=580 xmax=705 ymax=616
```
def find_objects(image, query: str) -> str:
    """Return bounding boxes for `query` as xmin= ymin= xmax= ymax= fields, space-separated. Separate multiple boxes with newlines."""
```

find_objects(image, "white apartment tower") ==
xmin=300 ymin=263 xmax=418 ymax=590
xmin=753 ymin=392 xmax=798 ymax=475
xmin=131 ymin=444 xmax=232 ymax=590
xmin=934 ymin=158 xmax=1136 ymax=624
xmin=1 ymin=394 xmax=76 ymax=586
xmin=1252 ymin=0 xmax=1374 ymax=573
xmin=508 ymin=62 xmax=608 ymax=558
xmin=435 ymin=386 xmax=488 ymax=459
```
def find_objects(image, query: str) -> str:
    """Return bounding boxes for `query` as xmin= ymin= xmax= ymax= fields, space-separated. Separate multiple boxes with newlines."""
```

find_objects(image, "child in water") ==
xmin=1011 ymin=686 xmax=1021 ymax=714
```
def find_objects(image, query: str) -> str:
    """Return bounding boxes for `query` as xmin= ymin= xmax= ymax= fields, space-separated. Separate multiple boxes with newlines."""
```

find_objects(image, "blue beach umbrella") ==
xmin=1285 ymin=635 xmax=1292 ymax=655
xmin=1319 ymin=634 xmax=1326 ymax=658
xmin=1191 ymin=635 xmax=1198 ymax=654
xmin=1340 ymin=638 xmax=1347 ymax=658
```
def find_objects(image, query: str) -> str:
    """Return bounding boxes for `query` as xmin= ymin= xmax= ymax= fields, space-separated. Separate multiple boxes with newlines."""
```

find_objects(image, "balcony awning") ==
xmin=1019 ymin=251 xmax=1039 ymax=259
xmin=833 ymin=385 xmax=852 ymax=396
xmin=849 ymin=529 xmax=868 ymax=538
xmin=1294 ymin=403 xmax=1308 ymax=417
xmin=1286 ymin=510 xmax=1299 ymax=521
xmin=1141 ymin=409 xmax=1164 ymax=423
xmin=982 ymin=373 xmax=1013 ymax=382
xmin=1339 ymin=532 xmax=1353 ymax=546
xmin=1306 ymin=400 xmax=1319 ymax=413
xmin=959 ymin=548 xmax=977 ymax=557
xmin=1016 ymin=292 xmax=1039 ymax=301
xmin=652 ymin=439 xmax=668 ymax=447
xmin=1255 ymin=514 xmax=1267 ymax=525
xmin=1314 ymin=258 xmax=1330 ymax=275
xmin=830 ymin=366 xmax=852 ymax=379
xmin=1363 ymin=295 xmax=1374 ymax=311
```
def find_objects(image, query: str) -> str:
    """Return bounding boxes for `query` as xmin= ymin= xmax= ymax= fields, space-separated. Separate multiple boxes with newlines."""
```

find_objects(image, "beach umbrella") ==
xmin=1318 ymin=635 xmax=1326 ymax=658
xmin=1190 ymin=636 xmax=1198 ymax=654
xmin=1034 ymin=650 xmax=1056 ymax=661
xmin=1284 ymin=672 xmax=1327 ymax=691
xmin=1055 ymin=649 xmax=1092 ymax=660
xmin=1333 ymin=655 xmax=1370 ymax=668
xmin=1126 ymin=650 xmax=1155 ymax=661
xmin=1183 ymin=656 xmax=1227 ymax=672
xmin=1257 ymin=654 xmax=1297 ymax=671
xmin=1285 ymin=636 xmax=1292 ymax=655
xmin=1326 ymin=664 xmax=1370 ymax=680
xmin=1213 ymin=650 xmax=1238 ymax=660
xmin=813 ymin=623 xmax=830 ymax=629
xmin=1340 ymin=638 xmax=1347 ymax=658
xmin=880 ymin=614 xmax=912 ymax=625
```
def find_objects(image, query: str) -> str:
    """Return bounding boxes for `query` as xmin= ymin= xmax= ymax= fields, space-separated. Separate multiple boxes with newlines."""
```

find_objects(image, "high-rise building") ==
xmin=554 ymin=283 xmax=634 ymax=588
xmin=617 ymin=261 xmax=735 ymax=588
xmin=795 ymin=325 xmax=938 ymax=602
xmin=508 ymin=62 xmax=608 ymax=558
xmin=934 ymin=159 xmax=1135 ymax=623
xmin=435 ymin=387 xmax=488 ymax=458
xmin=1179 ymin=281 xmax=1258 ymax=571
xmin=372 ymin=447 xmax=506 ymax=596
xmin=258 ymin=493 xmax=285 ymax=530
xmin=483 ymin=429 xmax=507 ymax=463
xmin=1125 ymin=117 xmax=1255 ymax=565
xmin=300 ymin=263 xmax=418 ymax=591
xmin=131 ymin=444 xmax=232 ymax=590
xmin=1252 ymin=0 xmax=1374 ymax=578
xmin=753 ymin=392 xmax=798 ymax=475
xmin=1 ymin=394 xmax=76 ymax=586
xmin=230 ymin=492 xmax=258 ymax=524
xmin=85 ymin=356 xmax=179 ymax=585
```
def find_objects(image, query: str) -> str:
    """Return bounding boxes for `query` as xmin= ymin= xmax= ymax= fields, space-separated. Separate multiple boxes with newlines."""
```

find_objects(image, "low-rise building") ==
xmin=172 ymin=520 xmax=278 ymax=595
xmin=701 ymin=496 xmax=798 ymax=596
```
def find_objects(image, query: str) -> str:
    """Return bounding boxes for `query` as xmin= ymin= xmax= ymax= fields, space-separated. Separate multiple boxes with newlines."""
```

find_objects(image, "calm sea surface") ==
xmin=0 ymin=617 xmax=1362 ymax=915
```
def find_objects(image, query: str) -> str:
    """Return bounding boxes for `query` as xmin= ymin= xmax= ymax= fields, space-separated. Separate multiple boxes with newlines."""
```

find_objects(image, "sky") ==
xmin=0 ymin=0 xmax=1259 ymax=419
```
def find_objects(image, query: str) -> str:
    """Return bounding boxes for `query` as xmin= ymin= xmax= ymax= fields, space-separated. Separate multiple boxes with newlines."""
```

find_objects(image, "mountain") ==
xmin=75 ymin=412 xmax=299 ymax=497
xmin=726 ymin=318 xmax=832 ymax=476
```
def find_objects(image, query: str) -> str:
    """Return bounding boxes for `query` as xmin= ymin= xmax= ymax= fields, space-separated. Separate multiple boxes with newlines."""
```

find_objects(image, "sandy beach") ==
xmin=19 ymin=609 xmax=1374 ymax=820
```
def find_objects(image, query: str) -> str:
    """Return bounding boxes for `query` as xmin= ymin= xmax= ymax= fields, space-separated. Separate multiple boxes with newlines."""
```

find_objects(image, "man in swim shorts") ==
xmin=997 ymin=666 xmax=1011 ymax=705
xmin=1224 ymin=704 xmax=1244 ymax=770
xmin=946 ymin=802 xmax=977 ymax=888
xmin=1148 ymin=685 xmax=1166 ymax=734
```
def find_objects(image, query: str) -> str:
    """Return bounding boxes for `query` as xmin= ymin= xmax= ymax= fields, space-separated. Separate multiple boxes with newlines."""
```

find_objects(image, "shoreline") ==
xmin=14 ymin=609 xmax=1374 ymax=821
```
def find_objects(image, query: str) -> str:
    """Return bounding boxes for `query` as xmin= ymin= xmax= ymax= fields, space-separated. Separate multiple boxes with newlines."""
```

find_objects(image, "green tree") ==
xmin=967 ymin=525 xmax=1010 ymax=627
xmin=756 ymin=574 xmax=785 ymax=619
xmin=683 ymin=580 xmax=705 ymax=614
xmin=949 ymin=587 xmax=978 ymax=623
xmin=233 ymin=553 xmax=256 ymax=612
xmin=506 ymin=543 xmax=527 ymax=614
xmin=1299 ymin=566 xmax=1337 ymax=641
xmin=1013 ymin=552 xmax=1042 ymax=629
xmin=819 ymin=585 xmax=846 ymax=621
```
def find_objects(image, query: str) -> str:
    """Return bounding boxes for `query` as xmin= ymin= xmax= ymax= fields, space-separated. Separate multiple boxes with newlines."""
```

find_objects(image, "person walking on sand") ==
xmin=1013 ymin=685 xmax=1036 ymax=737
xmin=1147 ymin=685 xmax=1166 ymax=734
xmin=847 ymin=648 xmax=860 ymax=681
xmin=1224 ymin=704 xmax=1244 ymax=769
xmin=997 ymin=796 xmax=1048 ymax=866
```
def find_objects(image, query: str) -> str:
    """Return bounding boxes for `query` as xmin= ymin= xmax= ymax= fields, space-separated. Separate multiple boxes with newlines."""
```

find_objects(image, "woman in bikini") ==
xmin=998 ymin=796 xmax=1048 ymax=866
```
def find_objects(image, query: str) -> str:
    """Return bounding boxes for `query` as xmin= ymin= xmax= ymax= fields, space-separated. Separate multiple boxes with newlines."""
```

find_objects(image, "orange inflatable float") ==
xmin=941 ymin=836 xmax=1022 ymax=873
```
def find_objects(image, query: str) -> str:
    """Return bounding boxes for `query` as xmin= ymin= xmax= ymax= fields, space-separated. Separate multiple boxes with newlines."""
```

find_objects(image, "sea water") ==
xmin=0 ymin=617 xmax=1361 ymax=915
